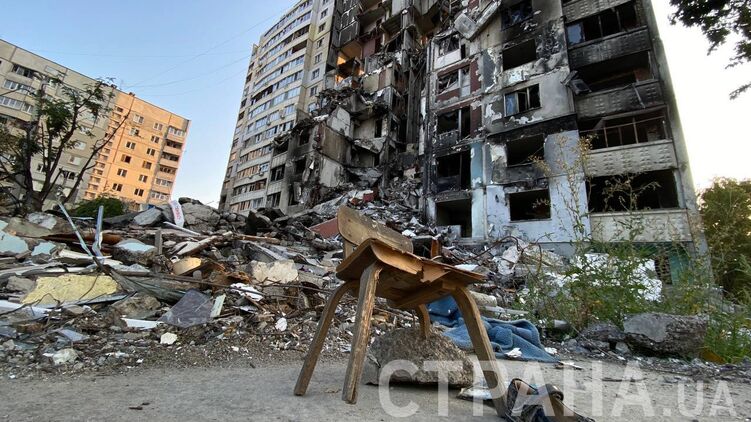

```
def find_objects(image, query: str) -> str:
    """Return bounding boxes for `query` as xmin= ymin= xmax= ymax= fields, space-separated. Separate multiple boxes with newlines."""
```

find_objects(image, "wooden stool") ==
xmin=294 ymin=206 xmax=506 ymax=416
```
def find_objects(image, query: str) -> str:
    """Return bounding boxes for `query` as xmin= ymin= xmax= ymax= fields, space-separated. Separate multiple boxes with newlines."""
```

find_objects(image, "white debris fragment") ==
xmin=505 ymin=348 xmax=523 ymax=359
xmin=231 ymin=283 xmax=263 ymax=301
xmin=160 ymin=333 xmax=178 ymax=345
xmin=51 ymin=348 xmax=78 ymax=365
xmin=275 ymin=317 xmax=288 ymax=332
xmin=544 ymin=347 xmax=558 ymax=356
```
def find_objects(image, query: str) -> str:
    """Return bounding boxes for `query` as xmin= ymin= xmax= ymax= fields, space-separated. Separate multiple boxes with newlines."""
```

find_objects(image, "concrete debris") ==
xmin=50 ymin=348 xmax=78 ymax=365
xmin=363 ymin=328 xmax=473 ymax=387
xmin=251 ymin=260 xmax=298 ymax=284
xmin=109 ymin=293 xmax=161 ymax=319
xmin=160 ymin=332 xmax=178 ymax=345
xmin=112 ymin=239 xmax=156 ymax=266
xmin=5 ymin=276 xmax=35 ymax=293
xmin=624 ymin=312 xmax=708 ymax=357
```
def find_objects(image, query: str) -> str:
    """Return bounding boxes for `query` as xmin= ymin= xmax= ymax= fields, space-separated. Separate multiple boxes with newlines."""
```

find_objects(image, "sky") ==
xmin=1 ymin=0 xmax=749 ymax=204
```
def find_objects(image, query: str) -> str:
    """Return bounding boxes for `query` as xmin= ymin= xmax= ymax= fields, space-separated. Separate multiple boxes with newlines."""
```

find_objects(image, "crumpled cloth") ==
xmin=428 ymin=296 xmax=558 ymax=363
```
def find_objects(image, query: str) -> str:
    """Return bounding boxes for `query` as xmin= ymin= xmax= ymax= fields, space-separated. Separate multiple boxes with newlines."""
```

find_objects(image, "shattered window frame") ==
xmin=501 ymin=0 xmax=534 ymax=29
xmin=437 ymin=34 xmax=460 ymax=57
xmin=565 ymin=2 xmax=639 ymax=46
xmin=504 ymin=85 xmax=540 ymax=116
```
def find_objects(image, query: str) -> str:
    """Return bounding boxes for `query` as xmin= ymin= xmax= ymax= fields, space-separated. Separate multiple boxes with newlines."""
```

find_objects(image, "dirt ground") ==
xmin=1 ymin=354 xmax=749 ymax=421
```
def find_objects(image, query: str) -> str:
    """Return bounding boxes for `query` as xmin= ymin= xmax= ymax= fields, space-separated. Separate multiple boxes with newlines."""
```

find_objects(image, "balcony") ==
xmin=563 ymin=0 xmax=632 ymax=22
xmin=585 ymin=139 xmax=677 ymax=177
xmin=575 ymin=80 xmax=664 ymax=119
xmin=590 ymin=209 xmax=692 ymax=243
xmin=568 ymin=27 xmax=651 ymax=69
xmin=162 ymin=145 xmax=183 ymax=156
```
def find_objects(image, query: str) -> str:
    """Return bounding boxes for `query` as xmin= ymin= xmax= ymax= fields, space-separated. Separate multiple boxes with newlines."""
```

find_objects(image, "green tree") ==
xmin=0 ymin=76 xmax=125 ymax=213
xmin=72 ymin=195 xmax=128 ymax=219
xmin=669 ymin=0 xmax=751 ymax=98
xmin=699 ymin=178 xmax=751 ymax=298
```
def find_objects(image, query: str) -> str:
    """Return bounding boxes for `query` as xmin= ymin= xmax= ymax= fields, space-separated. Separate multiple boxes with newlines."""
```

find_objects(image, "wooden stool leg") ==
xmin=342 ymin=263 xmax=382 ymax=404
xmin=415 ymin=304 xmax=431 ymax=338
xmin=294 ymin=281 xmax=358 ymax=396
xmin=451 ymin=286 xmax=507 ymax=417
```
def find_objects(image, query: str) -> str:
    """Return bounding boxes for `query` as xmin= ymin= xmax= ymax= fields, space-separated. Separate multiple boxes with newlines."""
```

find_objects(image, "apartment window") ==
xmin=11 ymin=64 xmax=35 ymax=78
xmin=3 ymin=79 xmax=33 ymax=93
xmin=316 ymin=39 xmax=323 ymax=48
xmin=435 ymin=151 xmax=471 ymax=192
xmin=309 ymin=86 xmax=318 ymax=96
xmin=138 ymin=174 xmax=148 ymax=183
xmin=504 ymin=85 xmax=540 ymax=116
xmin=153 ymin=122 xmax=164 ymax=131
xmin=125 ymin=141 xmax=136 ymax=149
xmin=112 ymin=183 xmax=123 ymax=192
xmin=320 ymin=9 xmax=327 ymax=18
xmin=134 ymin=188 xmax=144 ymax=197
xmin=115 ymin=106 xmax=124 ymax=113
xmin=587 ymin=170 xmax=679 ymax=212
xmin=117 ymin=168 xmax=128 ymax=177
xmin=506 ymin=135 xmax=545 ymax=166
xmin=168 ymin=126 xmax=185 ymax=137
xmin=318 ymin=23 xmax=326 ymax=32
xmin=151 ymin=135 xmax=160 ymax=143
xmin=142 ymin=161 xmax=153 ymax=170
xmin=436 ymin=106 xmax=471 ymax=138
xmin=267 ymin=192 xmax=281 ymax=207
xmin=129 ymin=128 xmax=140 ymax=136
xmin=509 ymin=189 xmax=551 ymax=221
xmin=67 ymin=156 xmax=82 ymax=165
xmin=579 ymin=110 xmax=669 ymax=150
xmin=73 ymin=141 xmax=86 ymax=150
xmin=502 ymin=39 xmax=537 ymax=70
xmin=314 ymin=53 xmax=322 ymax=64
xmin=0 ymin=95 xmax=34 ymax=113
xmin=311 ymin=69 xmax=320 ymax=79
xmin=133 ymin=114 xmax=144 ymax=124
xmin=566 ymin=3 xmax=638 ymax=46
xmin=501 ymin=0 xmax=533 ymax=28
xmin=146 ymin=148 xmax=156 ymax=156
xmin=270 ymin=165 xmax=285 ymax=181
xmin=121 ymin=154 xmax=132 ymax=163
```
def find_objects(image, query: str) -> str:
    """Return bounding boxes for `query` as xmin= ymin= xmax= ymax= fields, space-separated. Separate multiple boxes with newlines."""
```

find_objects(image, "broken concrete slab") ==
xmin=363 ymin=328 xmax=473 ymax=387
xmin=251 ymin=259 xmax=298 ymax=284
xmin=26 ymin=212 xmax=70 ymax=233
xmin=112 ymin=239 xmax=156 ymax=266
xmin=579 ymin=322 xmax=625 ymax=344
xmin=181 ymin=202 xmax=221 ymax=232
xmin=6 ymin=276 xmax=35 ymax=293
xmin=0 ymin=220 xmax=30 ymax=255
xmin=22 ymin=274 xmax=120 ymax=306
xmin=624 ymin=312 xmax=708 ymax=357
xmin=133 ymin=207 xmax=165 ymax=226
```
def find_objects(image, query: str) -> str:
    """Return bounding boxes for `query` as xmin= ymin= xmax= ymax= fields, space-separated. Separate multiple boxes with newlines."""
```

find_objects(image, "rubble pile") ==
xmin=1 ymin=192 xmax=743 ymax=381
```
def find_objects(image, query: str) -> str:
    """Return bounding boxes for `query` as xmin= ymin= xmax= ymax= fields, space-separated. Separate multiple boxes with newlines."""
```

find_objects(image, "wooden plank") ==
xmin=342 ymin=263 xmax=382 ymax=404
xmin=337 ymin=206 xmax=413 ymax=253
xmin=391 ymin=280 xmax=455 ymax=309
xmin=451 ymin=285 xmax=507 ymax=417
xmin=295 ymin=281 xmax=358 ymax=396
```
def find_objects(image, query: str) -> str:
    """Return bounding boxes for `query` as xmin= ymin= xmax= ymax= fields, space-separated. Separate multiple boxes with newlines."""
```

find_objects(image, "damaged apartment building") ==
xmin=220 ymin=0 xmax=705 ymax=279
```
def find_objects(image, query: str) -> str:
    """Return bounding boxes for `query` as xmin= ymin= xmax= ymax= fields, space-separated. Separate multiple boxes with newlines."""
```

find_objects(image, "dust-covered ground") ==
xmin=1 ymin=350 xmax=750 ymax=422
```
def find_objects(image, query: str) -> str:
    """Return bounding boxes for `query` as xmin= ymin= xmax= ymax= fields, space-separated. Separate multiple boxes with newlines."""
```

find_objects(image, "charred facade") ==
xmin=220 ymin=0 xmax=705 ymax=279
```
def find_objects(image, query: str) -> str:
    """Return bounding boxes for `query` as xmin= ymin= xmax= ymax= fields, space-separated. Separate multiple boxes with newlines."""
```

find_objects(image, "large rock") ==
xmin=624 ymin=312 xmax=707 ymax=357
xmin=6 ymin=276 xmax=35 ymax=293
xmin=181 ymin=202 xmax=221 ymax=232
xmin=363 ymin=328 xmax=473 ymax=387
xmin=109 ymin=293 xmax=161 ymax=319
xmin=579 ymin=322 xmax=625 ymax=344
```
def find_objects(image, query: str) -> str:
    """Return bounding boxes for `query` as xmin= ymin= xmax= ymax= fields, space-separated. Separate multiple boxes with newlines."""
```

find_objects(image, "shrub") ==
xmin=72 ymin=196 xmax=127 ymax=219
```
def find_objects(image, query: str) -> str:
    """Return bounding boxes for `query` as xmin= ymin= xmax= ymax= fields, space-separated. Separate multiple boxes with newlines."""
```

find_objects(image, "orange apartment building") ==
xmin=84 ymin=92 xmax=190 ymax=209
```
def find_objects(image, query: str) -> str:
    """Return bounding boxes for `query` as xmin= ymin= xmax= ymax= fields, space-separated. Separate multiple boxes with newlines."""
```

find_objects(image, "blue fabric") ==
xmin=427 ymin=296 xmax=558 ymax=363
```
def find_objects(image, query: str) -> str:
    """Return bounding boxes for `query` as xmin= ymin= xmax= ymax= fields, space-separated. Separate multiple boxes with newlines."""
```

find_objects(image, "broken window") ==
xmin=266 ymin=192 xmax=281 ymax=208
xmin=566 ymin=2 xmax=639 ymax=46
xmin=506 ymin=135 xmax=545 ymax=166
xmin=502 ymin=39 xmax=537 ymax=70
xmin=509 ymin=189 xmax=551 ymax=221
xmin=437 ymin=67 xmax=471 ymax=95
xmin=299 ymin=127 xmax=311 ymax=145
xmin=437 ymin=34 xmax=460 ymax=56
xmin=576 ymin=51 xmax=652 ymax=92
xmin=579 ymin=110 xmax=669 ymax=150
xmin=436 ymin=106 xmax=471 ymax=138
xmin=504 ymin=85 xmax=540 ymax=116
xmin=435 ymin=150 xmax=471 ymax=192
xmin=436 ymin=199 xmax=472 ymax=238
xmin=374 ymin=118 xmax=383 ymax=137
xmin=437 ymin=72 xmax=459 ymax=93
xmin=501 ymin=0 xmax=533 ymax=28
xmin=270 ymin=165 xmax=285 ymax=181
xmin=587 ymin=169 xmax=679 ymax=212
xmin=274 ymin=140 xmax=289 ymax=155
xmin=294 ymin=158 xmax=307 ymax=175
